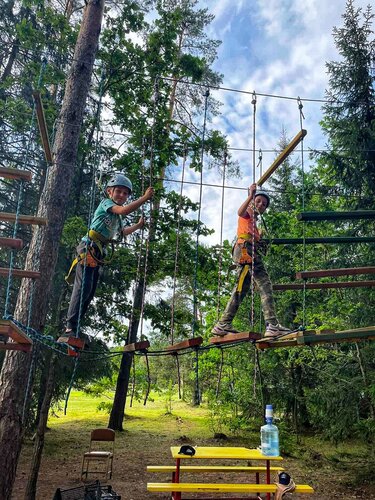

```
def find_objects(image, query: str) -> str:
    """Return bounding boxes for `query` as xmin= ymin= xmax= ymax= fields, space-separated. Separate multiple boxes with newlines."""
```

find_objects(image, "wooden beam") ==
xmin=264 ymin=237 xmax=375 ymax=245
xmin=257 ymin=129 xmax=307 ymax=186
xmin=0 ymin=268 xmax=40 ymax=279
xmin=0 ymin=237 xmax=23 ymax=249
xmin=32 ymin=91 xmax=53 ymax=164
xmin=0 ymin=319 xmax=33 ymax=345
xmin=123 ymin=340 xmax=150 ymax=352
xmin=209 ymin=331 xmax=261 ymax=346
xmin=273 ymin=281 xmax=375 ymax=290
xmin=0 ymin=212 xmax=47 ymax=226
xmin=166 ymin=337 xmax=203 ymax=352
xmin=296 ymin=266 xmax=375 ymax=279
xmin=0 ymin=167 xmax=32 ymax=182
xmin=297 ymin=210 xmax=375 ymax=221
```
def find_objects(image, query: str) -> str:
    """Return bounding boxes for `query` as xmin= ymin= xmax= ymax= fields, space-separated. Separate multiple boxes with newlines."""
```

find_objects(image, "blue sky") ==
xmin=178 ymin=0 xmax=371 ymax=244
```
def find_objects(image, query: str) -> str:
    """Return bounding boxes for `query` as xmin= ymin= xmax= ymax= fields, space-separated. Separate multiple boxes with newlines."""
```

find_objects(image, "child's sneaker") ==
xmin=265 ymin=323 xmax=292 ymax=338
xmin=212 ymin=323 xmax=240 ymax=336
xmin=57 ymin=330 xmax=76 ymax=343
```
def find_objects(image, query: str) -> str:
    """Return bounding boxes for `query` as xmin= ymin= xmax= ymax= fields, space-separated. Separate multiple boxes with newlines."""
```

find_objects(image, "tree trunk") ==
xmin=0 ymin=2 xmax=104 ymax=498
xmin=24 ymin=353 xmax=56 ymax=500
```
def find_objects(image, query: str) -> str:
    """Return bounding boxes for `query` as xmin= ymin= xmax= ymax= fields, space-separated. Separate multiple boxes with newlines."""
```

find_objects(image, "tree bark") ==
xmin=24 ymin=353 xmax=56 ymax=500
xmin=0 ymin=1 xmax=104 ymax=498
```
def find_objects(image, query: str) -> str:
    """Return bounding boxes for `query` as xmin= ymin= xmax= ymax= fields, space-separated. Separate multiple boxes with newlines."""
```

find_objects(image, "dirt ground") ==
xmin=13 ymin=428 xmax=375 ymax=500
xmin=9 ymin=399 xmax=375 ymax=500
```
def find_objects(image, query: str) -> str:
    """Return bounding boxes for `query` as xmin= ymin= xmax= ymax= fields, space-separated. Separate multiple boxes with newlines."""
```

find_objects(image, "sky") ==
xmin=174 ymin=0 xmax=371 ymax=245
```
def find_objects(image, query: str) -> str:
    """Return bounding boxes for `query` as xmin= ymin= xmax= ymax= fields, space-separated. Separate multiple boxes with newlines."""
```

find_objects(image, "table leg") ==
xmin=172 ymin=458 xmax=181 ymax=500
xmin=266 ymin=460 xmax=270 ymax=500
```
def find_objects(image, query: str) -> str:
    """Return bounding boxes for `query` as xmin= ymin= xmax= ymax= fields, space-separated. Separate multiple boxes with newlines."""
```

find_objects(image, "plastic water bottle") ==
xmin=260 ymin=404 xmax=279 ymax=456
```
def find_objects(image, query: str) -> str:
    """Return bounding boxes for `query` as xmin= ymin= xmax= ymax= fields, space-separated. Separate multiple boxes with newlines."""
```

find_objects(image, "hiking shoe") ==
xmin=57 ymin=330 xmax=76 ymax=343
xmin=211 ymin=323 xmax=240 ymax=336
xmin=265 ymin=323 xmax=292 ymax=338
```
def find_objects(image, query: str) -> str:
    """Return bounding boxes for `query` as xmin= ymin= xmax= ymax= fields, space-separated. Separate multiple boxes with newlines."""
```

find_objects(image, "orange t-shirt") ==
xmin=237 ymin=209 xmax=261 ymax=242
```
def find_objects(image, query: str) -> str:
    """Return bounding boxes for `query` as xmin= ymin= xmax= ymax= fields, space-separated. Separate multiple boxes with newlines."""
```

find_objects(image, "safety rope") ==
xmin=130 ymin=354 xmax=136 ymax=407
xmin=250 ymin=93 xmax=257 ymax=328
xmin=143 ymin=352 xmax=151 ymax=405
xmin=216 ymin=148 xmax=227 ymax=321
xmin=297 ymin=97 xmax=306 ymax=326
xmin=216 ymin=347 xmax=224 ymax=398
xmin=170 ymin=145 xmax=187 ymax=344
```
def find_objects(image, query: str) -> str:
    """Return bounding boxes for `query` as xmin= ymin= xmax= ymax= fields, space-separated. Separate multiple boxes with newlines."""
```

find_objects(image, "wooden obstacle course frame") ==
xmin=0 ymin=237 xmax=23 ymax=249
xmin=0 ymin=267 xmax=40 ymax=279
xmin=296 ymin=266 xmax=375 ymax=279
xmin=0 ymin=166 xmax=32 ymax=182
xmin=32 ymin=91 xmax=53 ymax=164
xmin=210 ymin=331 xmax=261 ymax=346
xmin=0 ymin=212 xmax=47 ymax=226
xmin=0 ymin=319 xmax=33 ymax=352
xmin=273 ymin=281 xmax=375 ymax=290
xmin=166 ymin=337 xmax=203 ymax=352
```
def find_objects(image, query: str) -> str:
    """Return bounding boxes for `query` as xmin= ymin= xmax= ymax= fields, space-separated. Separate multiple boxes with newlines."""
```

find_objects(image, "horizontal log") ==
xmin=0 ymin=237 xmax=23 ymax=249
xmin=273 ymin=281 xmax=375 ymax=290
xmin=0 ymin=268 xmax=40 ymax=279
xmin=166 ymin=337 xmax=203 ymax=352
xmin=0 ymin=212 xmax=47 ymax=226
xmin=263 ymin=237 xmax=375 ymax=245
xmin=257 ymin=129 xmax=307 ymax=186
xmin=0 ymin=167 xmax=32 ymax=181
xmin=296 ymin=266 xmax=375 ymax=279
xmin=297 ymin=210 xmax=375 ymax=221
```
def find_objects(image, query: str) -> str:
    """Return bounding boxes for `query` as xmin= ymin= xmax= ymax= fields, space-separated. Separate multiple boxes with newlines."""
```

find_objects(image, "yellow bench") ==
xmin=147 ymin=466 xmax=284 ymax=473
xmin=147 ymin=482 xmax=314 ymax=494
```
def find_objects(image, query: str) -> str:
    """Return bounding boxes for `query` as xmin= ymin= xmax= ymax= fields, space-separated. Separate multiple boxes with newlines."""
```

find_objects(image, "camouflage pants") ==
xmin=219 ymin=254 xmax=277 ymax=326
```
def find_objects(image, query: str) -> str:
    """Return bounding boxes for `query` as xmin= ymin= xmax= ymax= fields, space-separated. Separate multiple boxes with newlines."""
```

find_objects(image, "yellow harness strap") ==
xmin=237 ymin=264 xmax=249 ymax=293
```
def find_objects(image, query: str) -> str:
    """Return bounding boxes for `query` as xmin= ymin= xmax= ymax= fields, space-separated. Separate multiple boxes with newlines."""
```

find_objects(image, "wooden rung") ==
xmin=297 ymin=210 xmax=375 ymax=221
xmin=0 ymin=167 xmax=32 ymax=182
xmin=263 ymin=237 xmax=375 ymax=245
xmin=210 ymin=331 xmax=261 ymax=346
xmin=273 ymin=281 xmax=375 ymax=290
xmin=0 ymin=268 xmax=40 ymax=279
xmin=257 ymin=129 xmax=307 ymax=186
xmin=0 ymin=320 xmax=32 ymax=352
xmin=166 ymin=337 xmax=203 ymax=352
xmin=0 ymin=237 xmax=23 ymax=249
xmin=32 ymin=91 xmax=53 ymax=164
xmin=0 ymin=212 xmax=47 ymax=226
xmin=296 ymin=266 xmax=375 ymax=279
xmin=123 ymin=340 xmax=150 ymax=352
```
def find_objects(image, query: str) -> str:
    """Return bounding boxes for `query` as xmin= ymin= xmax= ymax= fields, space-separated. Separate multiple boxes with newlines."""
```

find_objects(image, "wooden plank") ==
xmin=263 ymin=237 xmax=375 ymax=245
xmin=32 ymin=91 xmax=53 ymax=164
xmin=0 ymin=320 xmax=32 ymax=344
xmin=123 ymin=340 xmax=150 ymax=352
xmin=0 ymin=237 xmax=23 ymax=249
xmin=0 ymin=212 xmax=47 ymax=226
xmin=210 ymin=331 xmax=261 ymax=345
xmin=0 ymin=268 xmax=40 ymax=279
xmin=297 ymin=210 xmax=375 ymax=221
xmin=0 ymin=343 xmax=32 ymax=352
xmin=147 ymin=483 xmax=314 ymax=494
xmin=166 ymin=337 xmax=203 ymax=352
xmin=273 ymin=281 xmax=375 ymax=290
xmin=296 ymin=266 xmax=375 ymax=279
xmin=335 ymin=326 xmax=375 ymax=335
xmin=0 ymin=167 xmax=32 ymax=182
xmin=257 ymin=129 xmax=307 ymax=186
xmin=303 ymin=330 xmax=375 ymax=345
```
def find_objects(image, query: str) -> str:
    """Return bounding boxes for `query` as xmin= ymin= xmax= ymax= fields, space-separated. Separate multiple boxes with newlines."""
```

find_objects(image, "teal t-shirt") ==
xmin=88 ymin=198 xmax=123 ymax=241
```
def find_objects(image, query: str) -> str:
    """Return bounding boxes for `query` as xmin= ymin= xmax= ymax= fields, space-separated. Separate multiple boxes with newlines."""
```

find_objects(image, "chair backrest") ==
xmin=91 ymin=428 xmax=115 ymax=442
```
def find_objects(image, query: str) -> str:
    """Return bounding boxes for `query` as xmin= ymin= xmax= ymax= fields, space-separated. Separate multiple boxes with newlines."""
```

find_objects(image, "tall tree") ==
xmin=0 ymin=1 xmax=104 ymax=497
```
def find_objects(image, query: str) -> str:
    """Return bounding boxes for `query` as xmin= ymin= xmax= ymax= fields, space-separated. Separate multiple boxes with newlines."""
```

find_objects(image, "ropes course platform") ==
xmin=273 ymin=281 xmax=375 ymax=290
xmin=296 ymin=266 xmax=375 ymax=279
xmin=0 ymin=166 xmax=32 ymax=182
xmin=123 ymin=340 xmax=150 ymax=352
xmin=0 ymin=237 xmax=23 ymax=249
xmin=297 ymin=210 xmax=375 ymax=221
xmin=263 ymin=236 xmax=375 ymax=245
xmin=0 ymin=212 xmax=47 ymax=226
xmin=210 ymin=331 xmax=261 ymax=346
xmin=166 ymin=337 xmax=203 ymax=352
xmin=256 ymin=326 xmax=375 ymax=349
xmin=0 ymin=319 xmax=33 ymax=352
xmin=0 ymin=267 xmax=40 ymax=279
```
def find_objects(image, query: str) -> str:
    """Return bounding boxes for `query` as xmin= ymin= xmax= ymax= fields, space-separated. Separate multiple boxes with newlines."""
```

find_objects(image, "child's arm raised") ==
xmin=238 ymin=183 xmax=256 ymax=217
xmin=111 ymin=187 xmax=154 ymax=215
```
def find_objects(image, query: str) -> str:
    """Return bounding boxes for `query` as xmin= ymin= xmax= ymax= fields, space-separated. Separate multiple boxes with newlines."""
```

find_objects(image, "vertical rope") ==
xmin=170 ymin=145 xmax=187 ymax=344
xmin=216 ymin=348 xmax=224 ymax=398
xmin=250 ymin=93 xmax=257 ymax=328
xmin=216 ymin=148 xmax=227 ymax=320
xmin=298 ymin=97 xmax=306 ymax=326
xmin=64 ymin=356 xmax=79 ymax=414
xmin=130 ymin=354 xmax=136 ymax=407
xmin=251 ymin=92 xmax=257 ymax=184
xmin=143 ymin=352 xmax=151 ymax=405
xmin=192 ymin=89 xmax=209 ymax=336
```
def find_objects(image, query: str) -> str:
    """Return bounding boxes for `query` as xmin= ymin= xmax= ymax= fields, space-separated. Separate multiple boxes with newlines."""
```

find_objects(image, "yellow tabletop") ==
xmin=171 ymin=446 xmax=283 ymax=461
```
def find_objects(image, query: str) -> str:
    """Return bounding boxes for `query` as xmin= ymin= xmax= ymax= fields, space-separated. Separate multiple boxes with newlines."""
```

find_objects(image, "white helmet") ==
xmin=106 ymin=173 xmax=132 ymax=194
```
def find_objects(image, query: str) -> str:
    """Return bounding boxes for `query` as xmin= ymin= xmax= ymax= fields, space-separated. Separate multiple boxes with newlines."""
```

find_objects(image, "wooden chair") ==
xmin=81 ymin=428 xmax=115 ymax=481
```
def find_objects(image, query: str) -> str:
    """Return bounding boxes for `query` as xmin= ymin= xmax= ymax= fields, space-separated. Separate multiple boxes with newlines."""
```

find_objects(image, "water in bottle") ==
xmin=260 ymin=404 xmax=279 ymax=456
